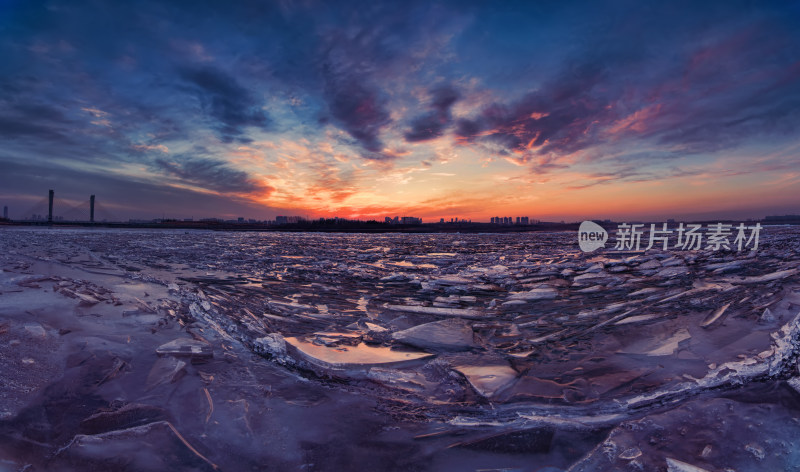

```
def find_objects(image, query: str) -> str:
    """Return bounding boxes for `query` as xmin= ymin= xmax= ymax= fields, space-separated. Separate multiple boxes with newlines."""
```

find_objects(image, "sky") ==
xmin=1 ymin=0 xmax=800 ymax=222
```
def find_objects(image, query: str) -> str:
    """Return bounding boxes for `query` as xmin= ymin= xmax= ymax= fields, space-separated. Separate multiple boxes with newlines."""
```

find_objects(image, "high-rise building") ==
xmin=3 ymin=206 xmax=7 ymax=219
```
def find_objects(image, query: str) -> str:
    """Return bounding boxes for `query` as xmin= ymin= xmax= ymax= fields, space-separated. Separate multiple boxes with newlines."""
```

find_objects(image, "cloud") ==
xmin=454 ymin=62 xmax=618 ymax=161
xmin=0 ymin=115 xmax=72 ymax=143
xmin=2 ymin=0 xmax=800 ymax=220
xmin=403 ymin=85 xmax=460 ymax=143
xmin=179 ymin=65 xmax=269 ymax=142
xmin=0 ymin=88 xmax=75 ymax=143
xmin=313 ymin=3 xmax=467 ymax=158
xmin=133 ymin=143 xmax=169 ymax=153
xmin=404 ymin=112 xmax=448 ymax=143
xmin=154 ymin=156 xmax=267 ymax=194
xmin=451 ymin=14 xmax=800 ymax=177
xmin=320 ymin=61 xmax=391 ymax=157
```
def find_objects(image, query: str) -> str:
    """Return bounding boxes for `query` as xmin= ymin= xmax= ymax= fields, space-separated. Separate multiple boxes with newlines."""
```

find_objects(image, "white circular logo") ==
xmin=578 ymin=221 xmax=608 ymax=252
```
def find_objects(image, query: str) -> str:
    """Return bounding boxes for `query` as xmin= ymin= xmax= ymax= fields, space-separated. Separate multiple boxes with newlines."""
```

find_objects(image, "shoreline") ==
xmin=2 ymin=219 xmax=797 ymax=233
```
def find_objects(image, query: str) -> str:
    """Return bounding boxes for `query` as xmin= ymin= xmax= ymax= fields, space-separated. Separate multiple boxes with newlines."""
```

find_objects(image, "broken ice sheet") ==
xmin=619 ymin=328 xmax=692 ymax=356
xmin=55 ymin=421 xmax=218 ymax=471
xmin=146 ymin=356 xmax=187 ymax=389
xmin=3 ymin=226 xmax=800 ymax=471
xmin=453 ymin=362 xmax=518 ymax=399
xmin=156 ymin=338 xmax=213 ymax=359
xmin=392 ymin=318 xmax=476 ymax=351
xmin=386 ymin=304 xmax=483 ymax=319
xmin=508 ymin=286 xmax=559 ymax=301
xmin=569 ymin=393 xmax=800 ymax=472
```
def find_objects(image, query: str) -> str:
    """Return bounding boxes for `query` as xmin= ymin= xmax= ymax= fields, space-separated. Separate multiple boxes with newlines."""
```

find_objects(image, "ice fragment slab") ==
xmin=392 ymin=318 xmax=476 ymax=351
xmin=55 ymin=421 xmax=219 ymax=471
xmin=24 ymin=323 xmax=46 ymax=338
xmin=666 ymin=458 xmax=711 ymax=472
xmin=155 ymin=338 xmax=213 ymax=359
xmin=620 ymin=328 xmax=691 ymax=356
xmin=145 ymin=357 xmax=187 ymax=389
xmin=508 ymin=286 xmax=559 ymax=300
xmin=387 ymin=305 xmax=483 ymax=319
xmin=453 ymin=363 xmax=517 ymax=399
xmin=253 ymin=333 xmax=287 ymax=358
xmin=738 ymin=268 xmax=798 ymax=284
xmin=700 ymin=302 xmax=731 ymax=327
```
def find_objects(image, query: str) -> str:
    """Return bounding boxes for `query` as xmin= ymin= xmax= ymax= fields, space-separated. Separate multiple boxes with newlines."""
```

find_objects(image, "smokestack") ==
xmin=3 ymin=206 xmax=7 ymax=219
xmin=48 ymin=190 xmax=54 ymax=223
xmin=90 ymin=195 xmax=95 ymax=223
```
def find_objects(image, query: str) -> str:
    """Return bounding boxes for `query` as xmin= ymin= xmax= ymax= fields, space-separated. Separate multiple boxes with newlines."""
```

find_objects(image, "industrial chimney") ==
xmin=90 ymin=195 xmax=95 ymax=223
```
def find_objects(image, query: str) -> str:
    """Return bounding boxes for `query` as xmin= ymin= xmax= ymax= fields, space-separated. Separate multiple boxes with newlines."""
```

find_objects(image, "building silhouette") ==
xmin=490 ymin=216 xmax=531 ymax=225
xmin=385 ymin=216 xmax=421 ymax=225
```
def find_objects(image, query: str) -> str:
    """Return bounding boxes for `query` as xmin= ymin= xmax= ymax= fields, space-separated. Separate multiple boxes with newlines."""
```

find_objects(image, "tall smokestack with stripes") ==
xmin=90 ymin=195 xmax=95 ymax=223
xmin=48 ymin=189 xmax=54 ymax=223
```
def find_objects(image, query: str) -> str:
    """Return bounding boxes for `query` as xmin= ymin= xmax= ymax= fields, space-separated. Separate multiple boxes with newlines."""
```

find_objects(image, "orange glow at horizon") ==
xmin=234 ymin=140 xmax=800 ymax=222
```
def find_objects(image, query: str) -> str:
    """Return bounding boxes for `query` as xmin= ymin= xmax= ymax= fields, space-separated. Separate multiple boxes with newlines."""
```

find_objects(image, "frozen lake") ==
xmin=1 ymin=226 xmax=800 ymax=471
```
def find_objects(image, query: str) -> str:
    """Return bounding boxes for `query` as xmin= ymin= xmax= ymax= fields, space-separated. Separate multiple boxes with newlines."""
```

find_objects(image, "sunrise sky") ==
xmin=1 ymin=0 xmax=799 ymax=222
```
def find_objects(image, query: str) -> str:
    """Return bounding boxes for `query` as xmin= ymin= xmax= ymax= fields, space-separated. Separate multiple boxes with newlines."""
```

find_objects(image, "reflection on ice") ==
xmin=284 ymin=336 xmax=433 ymax=368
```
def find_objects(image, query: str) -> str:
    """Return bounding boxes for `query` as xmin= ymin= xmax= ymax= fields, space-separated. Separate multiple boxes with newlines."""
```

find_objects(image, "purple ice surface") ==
xmin=2 ymin=226 xmax=800 ymax=471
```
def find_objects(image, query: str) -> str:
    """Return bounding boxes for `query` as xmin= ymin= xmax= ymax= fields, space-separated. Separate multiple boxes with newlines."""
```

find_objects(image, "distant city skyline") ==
xmin=0 ymin=188 xmax=797 ymax=224
xmin=1 ymin=1 xmax=799 ymax=222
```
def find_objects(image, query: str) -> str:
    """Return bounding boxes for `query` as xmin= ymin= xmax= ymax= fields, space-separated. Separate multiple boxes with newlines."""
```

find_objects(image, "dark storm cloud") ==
xmin=430 ymin=85 xmax=459 ymax=113
xmin=404 ymin=85 xmax=460 ymax=142
xmin=321 ymin=64 xmax=391 ymax=155
xmin=0 ymin=116 xmax=71 ymax=143
xmin=179 ymin=66 xmax=269 ymax=143
xmin=313 ymin=2 xmax=469 ymax=158
xmin=0 ymin=81 xmax=74 ymax=143
xmin=454 ymin=62 xmax=617 ymax=159
xmin=154 ymin=156 xmax=264 ymax=194
xmin=404 ymin=113 xmax=448 ymax=142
